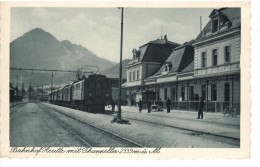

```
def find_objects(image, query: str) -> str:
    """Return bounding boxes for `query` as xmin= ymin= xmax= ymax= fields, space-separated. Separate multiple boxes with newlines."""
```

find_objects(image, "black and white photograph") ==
xmin=0 ymin=1 xmax=251 ymax=159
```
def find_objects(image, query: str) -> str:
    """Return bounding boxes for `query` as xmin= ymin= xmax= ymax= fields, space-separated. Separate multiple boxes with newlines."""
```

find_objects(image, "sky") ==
xmin=11 ymin=8 xmax=214 ymax=63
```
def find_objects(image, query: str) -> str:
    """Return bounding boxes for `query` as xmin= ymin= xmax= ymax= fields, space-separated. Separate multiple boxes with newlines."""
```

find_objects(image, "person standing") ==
xmin=166 ymin=97 xmax=171 ymax=113
xmin=147 ymin=100 xmax=151 ymax=113
xmin=197 ymin=97 xmax=204 ymax=119
xmin=138 ymin=99 xmax=143 ymax=113
xmin=111 ymin=99 xmax=115 ymax=112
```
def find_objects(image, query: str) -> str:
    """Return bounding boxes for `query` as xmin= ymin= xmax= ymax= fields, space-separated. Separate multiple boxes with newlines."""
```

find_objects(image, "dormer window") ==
xmin=164 ymin=62 xmax=172 ymax=72
xmin=212 ymin=19 xmax=219 ymax=33
xmin=132 ymin=49 xmax=140 ymax=60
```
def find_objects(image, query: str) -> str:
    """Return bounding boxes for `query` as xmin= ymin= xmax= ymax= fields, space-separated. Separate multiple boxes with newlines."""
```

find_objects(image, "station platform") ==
xmin=41 ymin=103 xmax=239 ymax=148
xmin=108 ymin=105 xmax=240 ymax=140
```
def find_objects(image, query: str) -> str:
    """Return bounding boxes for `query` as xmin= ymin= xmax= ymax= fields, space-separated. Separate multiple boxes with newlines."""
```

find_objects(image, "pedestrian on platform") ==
xmin=111 ymin=99 xmax=115 ymax=112
xmin=147 ymin=100 xmax=151 ymax=113
xmin=197 ymin=97 xmax=204 ymax=119
xmin=166 ymin=97 xmax=171 ymax=113
xmin=138 ymin=99 xmax=143 ymax=113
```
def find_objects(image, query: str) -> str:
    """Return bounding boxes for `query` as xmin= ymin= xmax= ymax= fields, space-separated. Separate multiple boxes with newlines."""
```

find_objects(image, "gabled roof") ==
xmin=148 ymin=38 xmax=180 ymax=46
xmin=128 ymin=37 xmax=180 ymax=66
xmin=149 ymin=40 xmax=194 ymax=78
xmin=196 ymin=8 xmax=241 ymax=40
xmin=209 ymin=9 xmax=221 ymax=18
xmin=141 ymin=38 xmax=180 ymax=62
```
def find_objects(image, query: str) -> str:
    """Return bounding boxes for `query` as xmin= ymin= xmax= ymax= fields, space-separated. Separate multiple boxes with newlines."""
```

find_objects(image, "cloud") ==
xmin=137 ymin=18 xmax=197 ymax=44
xmin=103 ymin=15 xmax=120 ymax=25
xmin=31 ymin=8 xmax=61 ymax=20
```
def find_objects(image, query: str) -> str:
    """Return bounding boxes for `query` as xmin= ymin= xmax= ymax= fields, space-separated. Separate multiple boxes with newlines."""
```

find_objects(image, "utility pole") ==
xmin=42 ymin=85 xmax=44 ymax=101
xmin=29 ymin=82 xmax=31 ymax=101
xmin=200 ymin=16 xmax=202 ymax=32
xmin=16 ymin=75 xmax=19 ymax=96
xmin=16 ymin=75 xmax=18 ymax=88
xmin=117 ymin=7 xmax=124 ymax=121
xmin=22 ymin=83 xmax=24 ymax=98
xmin=51 ymin=71 xmax=53 ymax=96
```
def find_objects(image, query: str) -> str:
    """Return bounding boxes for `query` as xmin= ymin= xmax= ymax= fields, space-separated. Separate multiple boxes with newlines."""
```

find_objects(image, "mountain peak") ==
xmin=19 ymin=28 xmax=57 ymax=41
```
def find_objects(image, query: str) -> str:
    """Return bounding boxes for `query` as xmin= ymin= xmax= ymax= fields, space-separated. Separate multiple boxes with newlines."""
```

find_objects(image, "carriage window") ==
xmin=89 ymin=82 xmax=95 ymax=89
xmin=96 ymin=82 xmax=101 ymax=89
xmin=104 ymin=81 xmax=109 ymax=89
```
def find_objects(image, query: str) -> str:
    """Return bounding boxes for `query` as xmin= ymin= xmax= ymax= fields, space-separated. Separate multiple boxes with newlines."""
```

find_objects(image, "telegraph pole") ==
xmin=42 ymin=85 xmax=44 ymax=101
xmin=51 ymin=71 xmax=53 ymax=95
xmin=117 ymin=7 xmax=124 ymax=121
xmin=200 ymin=16 xmax=202 ymax=32
xmin=16 ymin=75 xmax=19 ymax=96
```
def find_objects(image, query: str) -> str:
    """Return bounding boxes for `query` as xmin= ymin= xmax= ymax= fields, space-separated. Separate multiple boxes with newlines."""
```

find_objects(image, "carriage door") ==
xmin=96 ymin=82 xmax=102 ymax=97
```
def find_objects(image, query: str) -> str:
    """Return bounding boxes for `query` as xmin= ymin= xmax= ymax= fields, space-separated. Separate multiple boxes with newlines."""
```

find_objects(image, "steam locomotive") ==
xmin=49 ymin=74 xmax=112 ymax=112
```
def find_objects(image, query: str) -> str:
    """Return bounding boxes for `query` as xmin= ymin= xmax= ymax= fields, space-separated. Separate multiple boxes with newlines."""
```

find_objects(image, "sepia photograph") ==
xmin=0 ymin=1 xmax=251 ymax=159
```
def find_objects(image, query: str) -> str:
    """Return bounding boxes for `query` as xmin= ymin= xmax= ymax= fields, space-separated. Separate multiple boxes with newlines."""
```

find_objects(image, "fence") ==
xmin=155 ymin=100 xmax=240 ymax=114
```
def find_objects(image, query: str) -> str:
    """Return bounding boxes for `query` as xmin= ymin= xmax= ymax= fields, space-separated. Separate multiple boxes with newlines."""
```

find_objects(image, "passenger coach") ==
xmin=49 ymin=74 xmax=112 ymax=112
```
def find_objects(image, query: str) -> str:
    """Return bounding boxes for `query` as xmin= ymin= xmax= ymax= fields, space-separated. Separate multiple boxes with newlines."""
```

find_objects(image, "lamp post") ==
xmin=117 ymin=7 xmax=124 ymax=120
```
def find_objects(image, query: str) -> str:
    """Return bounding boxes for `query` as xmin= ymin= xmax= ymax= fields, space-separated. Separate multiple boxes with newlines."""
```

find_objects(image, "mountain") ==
xmin=10 ymin=28 xmax=116 ymax=86
xmin=10 ymin=28 xmax=115 ymax=70
xmin=101 ymin=59 xmax=131 ymax=78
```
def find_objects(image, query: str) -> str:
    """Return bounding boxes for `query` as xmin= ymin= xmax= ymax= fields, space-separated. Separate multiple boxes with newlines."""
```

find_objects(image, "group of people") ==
xmin=137 ymin=99 xmax=152 ymax=113
xmin=137 ymin=97 xmax=172 ymax=113
xmin=111 ymin=97 xmax=205 ymax=119
xmin=137 ymin=97 xmax=205 ymax=119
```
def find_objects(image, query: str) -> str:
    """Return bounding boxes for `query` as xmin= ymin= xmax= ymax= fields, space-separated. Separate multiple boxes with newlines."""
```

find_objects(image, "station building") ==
xmin=123 ymin=8 xmax=241 ymax=113
xmin=122 ymin=35 xmax=180 ymax=106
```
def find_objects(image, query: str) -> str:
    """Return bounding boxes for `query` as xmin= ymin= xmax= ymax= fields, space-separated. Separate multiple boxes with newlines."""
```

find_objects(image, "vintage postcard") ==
xmin=0 ymin=1 xmax=251 ymax=159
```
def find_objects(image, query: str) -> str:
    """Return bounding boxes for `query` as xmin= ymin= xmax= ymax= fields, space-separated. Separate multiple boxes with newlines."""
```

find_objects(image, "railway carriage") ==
xmin=49 ymin=74 xmax=112 ymax=113
xmin=57 ymin=87 xmax=63 ymax=105
xmin=71 ymin=74 xmax=112 ymax=112
xmin=62 ymin=84 xmax=72 ymax=106
xmin=52 ymin=89 xmax=58 ymax=104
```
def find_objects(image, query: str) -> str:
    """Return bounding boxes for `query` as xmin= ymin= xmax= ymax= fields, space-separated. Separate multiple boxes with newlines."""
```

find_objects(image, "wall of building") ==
xmin=159 ymin=85 xmax=171 ymax=101
xmin=127 ymin=64 xmax=142 ymax=82
xmin=194 ymin=35 xmax=240 ymax=70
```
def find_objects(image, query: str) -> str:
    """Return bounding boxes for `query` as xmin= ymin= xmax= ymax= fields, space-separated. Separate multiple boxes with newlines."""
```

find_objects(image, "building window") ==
xmin=181 ymin=87 xmax=185 ymax=101
xmin=129 ymin=72 xmax=132 ymax=81
xmin=164 ymin=88 xmax=167 ymax=101
xmin=76 ymin=84 xmax=80 ymax=90
xmin=190 ymin=86 xmax=194 ymax=101
xmin=133 ymin=71 xmax=136 ymax=81
xmin=211 ymin=84 xmax=217 ymax=101
xmin=225 ymin=46 xmax=231 ymax=62
xmin=201 ymin=84 xmax=206 ymax=100
xmin=212 ymin=49 xmax=218 ymax=66
xmin=137 ymin=70 xmax=139 ymax=80
xmin=201 ymin=52 xmax=207 ymax=68
xmin=224 ymin=82 xmax=230 ymax=102
xmin=212 ymin=19 xmax=218 ymax=33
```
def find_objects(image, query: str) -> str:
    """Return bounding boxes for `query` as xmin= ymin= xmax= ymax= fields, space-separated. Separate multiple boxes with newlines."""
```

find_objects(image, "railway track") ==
xmin=40 ymin=103 xmax=239 ymax=147
xmin=40 ymin=104 xmax=144 ymax=148
xmin=10 ymin=102 xmax=26 ymax=108
xmin=121 ymin=110 xmax=240 ymax=128
xmin=119 ymin=115 xmax=240 ymax=142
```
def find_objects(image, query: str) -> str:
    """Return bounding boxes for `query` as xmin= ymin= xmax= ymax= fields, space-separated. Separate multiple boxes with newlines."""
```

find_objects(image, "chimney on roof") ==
xmin=164 ymin=35 xmax=168 ymax=43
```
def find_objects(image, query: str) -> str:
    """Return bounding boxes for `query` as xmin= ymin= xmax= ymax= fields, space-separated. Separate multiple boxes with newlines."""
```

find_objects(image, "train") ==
xmin=49 ymin=74 xmax=112 ymax=112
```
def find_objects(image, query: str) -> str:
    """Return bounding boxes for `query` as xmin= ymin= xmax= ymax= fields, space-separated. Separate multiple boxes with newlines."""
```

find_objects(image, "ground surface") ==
xmin=9 ymin=102 xmax=240 ymax=148
xmin=10 ymin=103 xmax=85 ymax=147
